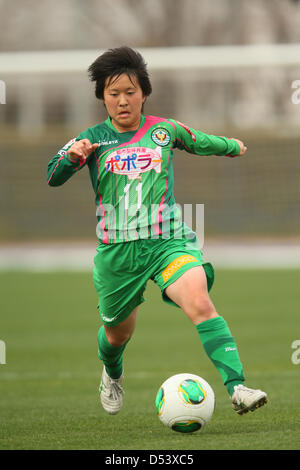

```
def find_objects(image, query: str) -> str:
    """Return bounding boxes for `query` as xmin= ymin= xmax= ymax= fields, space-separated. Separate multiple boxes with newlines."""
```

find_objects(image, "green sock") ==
xmin=196 ymin=316 xmax=245 ymax=396
xmin=97 ymin=326 xmax=128 ymax=379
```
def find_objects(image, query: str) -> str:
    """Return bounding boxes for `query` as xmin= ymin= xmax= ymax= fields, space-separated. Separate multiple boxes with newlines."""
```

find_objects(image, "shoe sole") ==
xmin=235 ymin=395 xmax=268 ymax=415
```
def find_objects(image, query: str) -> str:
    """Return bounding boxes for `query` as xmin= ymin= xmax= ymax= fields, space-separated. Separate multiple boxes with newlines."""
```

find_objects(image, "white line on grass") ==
xmin=0 ymin=240 xmax=300 ymax=270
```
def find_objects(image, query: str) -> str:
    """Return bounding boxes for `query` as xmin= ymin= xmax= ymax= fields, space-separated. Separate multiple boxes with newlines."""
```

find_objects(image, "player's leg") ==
xmin=93 ymin=241 xmax=149 ymax=414
xmin=165 ymin=266 xmax=245 ymax=394
xmin=98 ymin=306 xmax=138 ymax=378
xmin=164 ymin=265 xmax=218 ymax=324
xmin=98 ymin=307 xmax=138 ymax=415
xmin=165 ymin=266 xmax=267 ymax=413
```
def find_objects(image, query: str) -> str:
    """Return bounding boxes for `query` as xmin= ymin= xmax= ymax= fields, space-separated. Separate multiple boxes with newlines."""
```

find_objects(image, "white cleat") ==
xmin=99 ymin=367 xmax=124 ymax=415
xmin=231 ymin=384 xmax=268 ymax=415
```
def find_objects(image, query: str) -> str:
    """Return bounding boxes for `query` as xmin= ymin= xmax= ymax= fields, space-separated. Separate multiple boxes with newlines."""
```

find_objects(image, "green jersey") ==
xmin=47 ymin=115 xmax=240 ymax=243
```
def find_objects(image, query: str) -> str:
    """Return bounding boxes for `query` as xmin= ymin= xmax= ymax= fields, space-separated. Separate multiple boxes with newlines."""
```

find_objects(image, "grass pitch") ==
xmin=0 ymin=269 xmax=299 ymax=450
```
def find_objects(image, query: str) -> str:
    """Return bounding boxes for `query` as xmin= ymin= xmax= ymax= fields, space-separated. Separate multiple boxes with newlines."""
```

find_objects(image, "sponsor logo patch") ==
xmin=104 ymin=146 xmax=162 ymax=179
xmin=162 ymin=255 xmax=197 ymax=282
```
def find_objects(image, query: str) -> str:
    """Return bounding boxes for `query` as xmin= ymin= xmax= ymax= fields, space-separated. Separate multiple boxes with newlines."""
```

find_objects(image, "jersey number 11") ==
xmin=124 ymin=182 xmax=143 ymax=211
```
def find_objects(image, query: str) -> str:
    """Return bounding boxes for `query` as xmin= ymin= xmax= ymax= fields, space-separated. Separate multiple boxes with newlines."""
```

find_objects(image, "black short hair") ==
xmin=88 ymin=46 xmax=152 ymax=100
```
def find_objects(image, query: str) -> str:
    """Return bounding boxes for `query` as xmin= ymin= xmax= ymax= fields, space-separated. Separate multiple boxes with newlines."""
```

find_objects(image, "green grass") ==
xmin=0 ymin=269 xmax=299 ymax=450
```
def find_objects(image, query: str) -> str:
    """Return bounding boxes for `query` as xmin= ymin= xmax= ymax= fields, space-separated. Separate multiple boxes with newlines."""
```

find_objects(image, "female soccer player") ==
xmin=47 ymin=47 xmax=267 ymax=416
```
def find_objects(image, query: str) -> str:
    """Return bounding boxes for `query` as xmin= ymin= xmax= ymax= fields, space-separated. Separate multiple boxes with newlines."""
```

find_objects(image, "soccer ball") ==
xmin=155 ymin=373 xmax=215 ymax=433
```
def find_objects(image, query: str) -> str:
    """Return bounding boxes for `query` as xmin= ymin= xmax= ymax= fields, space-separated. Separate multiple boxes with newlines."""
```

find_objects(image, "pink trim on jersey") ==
xmin=175 ymin=137 xmax=193 ymax=153
xmin=125 ymin=115 xmax=173 ymax=145
xmin=73 ymin=157 xmax=86 ymax=170
xmin=101 ymin=215 xmax=109 ymax=244
xmin=175 ymin=120 xmax=197 ymax=142
xmin=156 ymin=184 xmax=167 ymax=234
xmin=98 ymin=115 xmax=176 ymax=159
xmin=47 ymin=155 xmax=64 ymax=184
xmin=95 ymin=151 xmax=109 ymax=244
xmin=156 ymin=141 xmax=174 ymax=234
xmin=48 ymin=155 xmax=85 ymax=184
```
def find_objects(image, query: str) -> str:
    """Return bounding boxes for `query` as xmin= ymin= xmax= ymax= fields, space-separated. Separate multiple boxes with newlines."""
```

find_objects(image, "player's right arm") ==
xmin=171 ymin=119 xmax=247 ymax=158
xmin=47 ymin=137 xmax=98 ymax=186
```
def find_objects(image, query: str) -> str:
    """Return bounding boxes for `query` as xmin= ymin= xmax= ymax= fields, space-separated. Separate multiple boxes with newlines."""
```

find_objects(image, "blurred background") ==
xmin=1 ymin=0 xmax=300 ymax=268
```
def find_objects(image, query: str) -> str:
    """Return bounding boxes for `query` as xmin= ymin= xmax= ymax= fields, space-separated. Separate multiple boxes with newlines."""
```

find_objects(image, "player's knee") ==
xmin=187 ymin=296 xmax=217 ymax=323
xmin=106 ymin=331 xmax=131 ymax=348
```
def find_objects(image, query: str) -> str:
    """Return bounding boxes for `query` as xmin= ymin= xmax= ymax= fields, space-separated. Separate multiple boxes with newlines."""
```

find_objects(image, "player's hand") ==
xmin=67 ymin=139 xmax=99 ymax=162
xmin=232 ymin=138 xmax=247 ymax=156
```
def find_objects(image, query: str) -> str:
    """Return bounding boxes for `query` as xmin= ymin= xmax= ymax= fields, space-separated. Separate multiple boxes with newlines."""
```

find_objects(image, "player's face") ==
xmin=103 ymin=73 xmax=146 ymax=132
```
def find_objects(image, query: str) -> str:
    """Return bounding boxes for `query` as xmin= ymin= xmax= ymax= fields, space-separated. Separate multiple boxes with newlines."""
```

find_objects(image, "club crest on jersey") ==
xmin=151 ymin=128 xmax=171 ymax=147
xmin=104 ymin=146 xmax=162 ymax=180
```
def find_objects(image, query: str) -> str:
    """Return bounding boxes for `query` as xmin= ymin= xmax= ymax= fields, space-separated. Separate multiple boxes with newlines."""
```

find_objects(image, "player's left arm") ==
xmin=171 ymin=119 xmax=247 ymax=157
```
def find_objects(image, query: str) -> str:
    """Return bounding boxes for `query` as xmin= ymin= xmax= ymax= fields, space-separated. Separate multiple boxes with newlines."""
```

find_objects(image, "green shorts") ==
xmin=93 ymin=230 xmax=214 ymax=327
